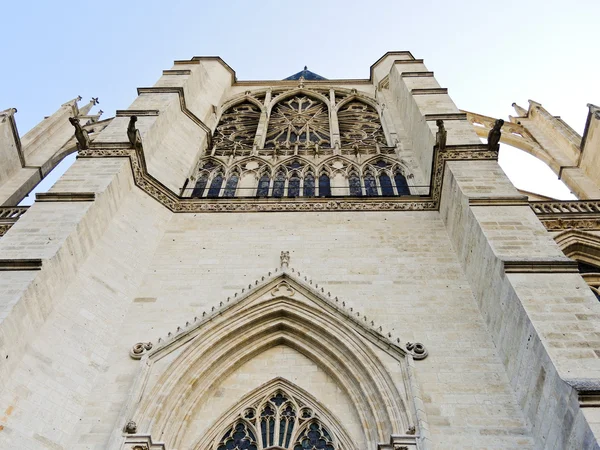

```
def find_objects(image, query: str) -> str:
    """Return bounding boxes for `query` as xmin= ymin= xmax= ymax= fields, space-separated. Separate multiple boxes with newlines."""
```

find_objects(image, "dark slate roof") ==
xmin=283 ymin=66 xmax=327 ymax=81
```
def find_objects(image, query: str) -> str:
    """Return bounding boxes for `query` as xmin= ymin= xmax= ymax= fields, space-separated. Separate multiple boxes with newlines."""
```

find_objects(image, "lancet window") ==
xmin=265 ymin=95 xmax=330 ymax=149
xmin=213 ymin=390 xmax=338 ymax=450
xmin=337 ymin=100 xmax=387 ymax=148
xmin=191 ymin=160 xmax=241 ymax=198
xmin=212 ymin=101 xmax=261 ymax=156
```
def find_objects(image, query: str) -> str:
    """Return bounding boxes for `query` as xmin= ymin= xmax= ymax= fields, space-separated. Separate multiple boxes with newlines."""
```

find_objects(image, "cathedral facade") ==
xmin=0 ymin=52 xmax=599 ymax=449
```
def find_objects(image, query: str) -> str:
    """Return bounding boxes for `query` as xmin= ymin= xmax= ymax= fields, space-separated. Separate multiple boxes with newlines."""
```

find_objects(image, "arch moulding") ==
xmin=113 ymin=267 xmax=429 ymax=450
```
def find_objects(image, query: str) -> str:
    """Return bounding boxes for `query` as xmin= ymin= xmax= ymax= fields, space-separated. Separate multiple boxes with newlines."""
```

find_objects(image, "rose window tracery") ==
xmin=212 ymin=101 xmax=261 ymax=155
xmin=212 ymin=390 xmax=339 ymax=450
xmin=338 ymin=101 xmax=386 ymax=148
xmin=265 ymin=95 xmax=330 ymax=149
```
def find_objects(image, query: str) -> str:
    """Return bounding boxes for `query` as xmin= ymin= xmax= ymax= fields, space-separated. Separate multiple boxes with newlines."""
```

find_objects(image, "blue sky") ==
xmin=2 ymin=0 xmax=599 ymax=201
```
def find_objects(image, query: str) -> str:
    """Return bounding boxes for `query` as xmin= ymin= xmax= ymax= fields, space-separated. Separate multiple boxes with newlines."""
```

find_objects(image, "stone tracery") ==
xmin=188 ymin=88 xmax=418 ymax=199
xmin=212 ymin=101 xmax=261 ymax=156
xmin=337 ymin=100 xmax=387 ymax=148
xmin=265 ymin=95 xmax=330 ymax=149
xmin=214 ymin=389 xmax=338 ymax=450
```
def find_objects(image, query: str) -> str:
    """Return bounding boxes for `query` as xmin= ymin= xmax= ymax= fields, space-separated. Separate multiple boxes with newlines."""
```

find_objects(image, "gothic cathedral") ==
xmin=1 ymin=52 xmax=600 ymax=449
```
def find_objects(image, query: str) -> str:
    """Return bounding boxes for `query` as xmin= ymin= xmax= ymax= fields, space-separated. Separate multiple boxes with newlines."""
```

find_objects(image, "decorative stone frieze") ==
xmin=78 ymin=142 xmax=496 ymax=214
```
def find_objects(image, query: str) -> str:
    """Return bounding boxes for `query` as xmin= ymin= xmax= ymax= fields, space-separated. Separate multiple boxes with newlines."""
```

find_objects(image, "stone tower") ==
xmin=0 ymin=52 xmax=600 ymax=450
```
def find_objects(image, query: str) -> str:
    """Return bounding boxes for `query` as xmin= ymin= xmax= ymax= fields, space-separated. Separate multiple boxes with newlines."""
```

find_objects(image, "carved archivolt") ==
xmin=115 ymin=271 xmax=423 ymax=450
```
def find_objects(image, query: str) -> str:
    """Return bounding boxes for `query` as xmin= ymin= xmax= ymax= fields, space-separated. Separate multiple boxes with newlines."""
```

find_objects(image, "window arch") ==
xmin=207 ymin=172 xmax=224 ymax=198
xmin=318 ymin=173 xmax=331 ymax=197
xmin=212 ymin=389 xmax=339 ymax=450
xmin=257 ymin=173 xmax=271 ymax=197
xmin=223 ymin=172 xmax=240 ymax=198
xmin=212 ymin=101 xmax=262 ymax=156
xmin=192 ymin=160 xmax=226 ymax=198
xmin=265 ymin=95 xmax=330 ymax=149
xmin=337 ymin=100 xmax=386 ymax=148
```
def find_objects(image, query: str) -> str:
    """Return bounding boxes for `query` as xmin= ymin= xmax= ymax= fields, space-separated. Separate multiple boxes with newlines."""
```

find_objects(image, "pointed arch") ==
xmin=318 ymin=156 xmax=360 ymax=177
xmin=267 ymin=88 xmax=331 ymax=113
xmin=232 ymin=156 xmax=273 ymax=176
xmin=554 ymin=230 xmax=600 ymax=300
xmin=124 ymin=274 xmax=417 ymax=449
xmin=273 ymin=157 xmax=316 ymax=177
xmin=266 ymin=90 xmax=331 ymax=149
xmin=212 ymin=99 xmax=263 ymax=155
xmin=220 ymin=94 xmax=266 ymax=115
xmin=337 ymin=98 xmax=387 ymax=148
xmin=197 ymin=379 xmax=354 ymax=450
xmin=334 ymin=93 xmax=379 ymax=113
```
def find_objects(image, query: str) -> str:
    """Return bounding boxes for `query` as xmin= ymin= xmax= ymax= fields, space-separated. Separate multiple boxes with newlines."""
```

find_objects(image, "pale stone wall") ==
xmin=2 ymin=52 xmax=600 ymax=450
xmin=50 ymin=208 xmax=531 ymax=450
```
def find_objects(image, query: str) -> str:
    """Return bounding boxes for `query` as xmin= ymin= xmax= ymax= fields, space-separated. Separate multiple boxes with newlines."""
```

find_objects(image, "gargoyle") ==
xmin=127 ymin=116 xmax=142 ymax=149
xmin=487 ymin=119 xmax=504 ymax=150
xmin=69 ymin=117 xmax=90 ymax=150
xmin=435 ymin=119 xmax=446 ymax=151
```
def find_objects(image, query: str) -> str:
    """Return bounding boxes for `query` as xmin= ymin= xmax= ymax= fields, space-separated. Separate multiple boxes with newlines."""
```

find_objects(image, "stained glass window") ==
xmin=257 ymin=175 xmax=270 ymax=197
xmin=288 ymin=173 xmax=301 ymax=197
xmin=349 ymin=173 xmax=362 ymax=196
xmin=260 ymin=404 xmax=276 ymax=447
xmin=379 ymin=173 xmax=394 ymax=196
xmin=319 ymin=174 xmax=331 ymax=197
xmin=394 ymin=172 xmax=410 ymax=195
xmin=208 ymin=173 xmax=224 ymax=198
xmin=303 ymin=173 xmax=315 ymax=197
xmin=212 ymin=101 xmax=261 ymax=155
xmin=212 ymin=390 xmax=338 ymax=450
xmin=273 ymin=171 xmax=286 ymax=198
xmin=217 ymin=422 xmax=258 ymax=450
xmin=338 ymin=100 xmax=386 ymax=148
xmin=364 ymin=173 xmax=378 ymax=196
xmin=293 ymin=422 xmax=335 ymax=450
xmin=265 ymin=95 xmax=330 ymax=148
xmin=192 ymin=174 xmax=208 ymax=198
xmin=223 ymin=174 xmax=239 ymax=198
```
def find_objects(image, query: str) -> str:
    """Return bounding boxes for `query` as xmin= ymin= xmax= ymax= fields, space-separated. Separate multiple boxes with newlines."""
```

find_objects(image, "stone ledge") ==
xmin=162 ymin=69 xmax=191 ymax=76
xmin=394 ymin=59 xmax=425 ymax=65
xmin=401 ymin=71 xmax=434 ymax=78
xmin=469 ymin=196 xmax=529 ymax=206
xmin=503 ymin=260 xmax=579 ymax=273
xmin=424 ymin=113 xmax=468 ymax=121
xmin=0 ymin=259 xmax=43 ymax=271
xmin=36 ymin=192 xmax=96 ymax=202
xmin=116 ymin=110 xmax=160 ymax=117
xmin=411 ymin=88 xmax=448 ymax=95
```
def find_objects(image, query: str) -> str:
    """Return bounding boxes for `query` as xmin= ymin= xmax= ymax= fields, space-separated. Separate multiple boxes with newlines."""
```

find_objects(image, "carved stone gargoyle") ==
xmin=69 ymin=117 xmax=90 ymax=150
xmin=435 ymin=119 xmax=446 ymax=151
xmin=127 ymin=116 xmax=142 ymax=149
xmin=487 ymin=118 xmax=504 ymax=151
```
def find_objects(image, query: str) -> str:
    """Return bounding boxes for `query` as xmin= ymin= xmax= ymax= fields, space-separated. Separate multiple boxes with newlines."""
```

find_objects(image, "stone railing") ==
xmin=0 ymin=206 xmax=29 ymax=236
xmin=531 ymin=201 xmax=600 ymax=231
xmin=531 ymin=201 xmax=600 ymax=215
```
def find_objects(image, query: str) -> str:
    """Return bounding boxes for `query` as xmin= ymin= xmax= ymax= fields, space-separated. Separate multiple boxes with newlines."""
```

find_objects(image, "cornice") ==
xmin=503 ymin=260 xmax=579 ymax=273
xmin=401 ymin=71 xmax=434 ymax=78
xmin=531 ymin=201 xmax=600 ymax=231
xmin=411 ymin=88 xmax=448 ymax=95
xmin=78 ymin=142 xmax=497 ymax=213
